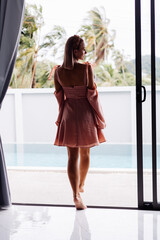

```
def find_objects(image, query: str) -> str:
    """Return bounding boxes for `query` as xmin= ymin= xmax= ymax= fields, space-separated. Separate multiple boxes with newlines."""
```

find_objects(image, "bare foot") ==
xmin=79 ymin=184 xmax=84 ymax=193
xmin=73 ymin=194 xmax=87 ymax=210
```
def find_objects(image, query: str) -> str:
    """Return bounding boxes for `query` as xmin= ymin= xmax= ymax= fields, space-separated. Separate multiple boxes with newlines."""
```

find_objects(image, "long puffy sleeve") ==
xmin=54 ymin=89 xmax=65 ymax=126
xmin=87 ymin=85 xmax=106 ymax=129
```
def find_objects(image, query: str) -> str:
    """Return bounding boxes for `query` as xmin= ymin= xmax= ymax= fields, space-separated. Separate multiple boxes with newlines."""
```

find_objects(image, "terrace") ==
xmin=1 ymin=86 xmax=160 ymax=207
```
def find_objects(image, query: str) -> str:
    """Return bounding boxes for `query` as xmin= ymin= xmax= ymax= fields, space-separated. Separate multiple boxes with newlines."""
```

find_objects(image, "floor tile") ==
xmin=0 ymin=205 xmax=160 ymax=240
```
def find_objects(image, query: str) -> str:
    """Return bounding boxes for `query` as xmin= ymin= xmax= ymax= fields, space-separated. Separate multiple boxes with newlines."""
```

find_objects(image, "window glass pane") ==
xmin=141 ymin=0 xmax=153 ymax=202
xmin=4 ymin=0 xmax=137 ymax=207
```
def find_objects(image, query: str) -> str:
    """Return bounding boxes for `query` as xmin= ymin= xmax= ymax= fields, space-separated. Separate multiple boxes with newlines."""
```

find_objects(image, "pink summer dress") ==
xmin=54 ymin=63 xmax=106 ymax=148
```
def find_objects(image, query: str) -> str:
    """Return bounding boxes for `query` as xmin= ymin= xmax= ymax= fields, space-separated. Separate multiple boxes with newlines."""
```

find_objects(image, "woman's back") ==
xmin=57 ymin=63 xmax=86 ymax=87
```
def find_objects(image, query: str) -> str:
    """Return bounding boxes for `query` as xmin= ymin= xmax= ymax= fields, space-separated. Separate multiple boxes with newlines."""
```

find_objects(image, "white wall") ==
xmin=0 ymin=86 xmax=159 ymax=144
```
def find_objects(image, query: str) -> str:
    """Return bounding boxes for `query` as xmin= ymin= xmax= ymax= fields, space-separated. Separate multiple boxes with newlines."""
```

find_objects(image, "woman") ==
xmin=54 ymin=35 xmax=106 ymax=210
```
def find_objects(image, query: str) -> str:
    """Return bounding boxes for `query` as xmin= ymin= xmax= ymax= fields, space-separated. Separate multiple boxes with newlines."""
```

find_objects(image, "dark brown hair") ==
xmin=62 ymin=35 xmax=83 ymax=70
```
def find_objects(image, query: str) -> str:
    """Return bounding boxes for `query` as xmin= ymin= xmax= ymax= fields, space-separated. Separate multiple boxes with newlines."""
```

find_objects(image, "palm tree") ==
xmin=112 ymin=49 xmax=127 ymax=81
xmin=15 ymin=4 xmax=44 ymax=88
xmin=41 ymin=25 xmax=67 ymax=62
xmin=78 ymin=7 xmax=115 ymax=65
xmin=79 ymin=25 xmax=97 ymax=62
xmin=94 ymin=63 xmax=114 ymax=86
xmin=29 ymin=25 xmax=66 ymax=88
xmin=13 ymin=4 xmax=67 ymax=88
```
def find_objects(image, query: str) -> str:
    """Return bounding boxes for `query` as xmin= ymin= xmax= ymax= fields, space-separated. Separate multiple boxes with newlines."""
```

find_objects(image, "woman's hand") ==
xmin=48 ymin=65 xmax=60 ymax=81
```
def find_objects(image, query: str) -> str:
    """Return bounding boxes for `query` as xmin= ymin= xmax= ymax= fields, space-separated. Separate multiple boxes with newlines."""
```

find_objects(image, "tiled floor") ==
xmin=0 ymin=205 xmax=160 ymax=240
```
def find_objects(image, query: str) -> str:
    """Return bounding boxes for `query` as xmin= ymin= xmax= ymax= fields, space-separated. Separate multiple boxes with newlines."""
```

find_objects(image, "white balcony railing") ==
xmin=0 ymin=86 xmax=159 ymax=144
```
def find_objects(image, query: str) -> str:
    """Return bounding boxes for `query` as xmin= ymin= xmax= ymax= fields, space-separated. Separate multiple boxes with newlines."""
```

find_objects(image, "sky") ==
xmin=26 ymin=0 xmax=160 ymax=62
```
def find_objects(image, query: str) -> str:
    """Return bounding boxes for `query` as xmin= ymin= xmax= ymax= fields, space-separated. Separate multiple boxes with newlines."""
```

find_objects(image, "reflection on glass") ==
xmin=10 ymin=207 xmax=51 ymax=238
xmin=138 ymin=211 xmax=160 ymax=240
xmin=70 ymin=210 xmax=91 ymax=240
xmin=0 ymin=208 xmax=13 ymax=240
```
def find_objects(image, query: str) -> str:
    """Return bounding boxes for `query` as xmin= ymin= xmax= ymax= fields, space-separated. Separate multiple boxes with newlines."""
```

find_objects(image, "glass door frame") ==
xmin=135 ymin=0 xmax=160 ymax=210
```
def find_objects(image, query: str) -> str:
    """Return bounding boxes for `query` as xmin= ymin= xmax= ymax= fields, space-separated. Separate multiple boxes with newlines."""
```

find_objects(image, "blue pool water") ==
xmin=3 ymin=143 xmax=159 ymax=169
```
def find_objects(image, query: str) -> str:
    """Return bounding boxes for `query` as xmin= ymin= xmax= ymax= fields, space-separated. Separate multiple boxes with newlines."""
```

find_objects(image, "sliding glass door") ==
xmin=5 ymin=0 xmax=160 ymax=210
xmin=136 ymin=0 xmax=160 ymax=210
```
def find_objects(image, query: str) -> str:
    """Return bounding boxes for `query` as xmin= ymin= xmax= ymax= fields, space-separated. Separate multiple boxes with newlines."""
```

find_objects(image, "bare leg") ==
xmin=67 ymin=147 xmax=86 ymax=210
xmin=79 ymin=148 xmax=90 ymax=193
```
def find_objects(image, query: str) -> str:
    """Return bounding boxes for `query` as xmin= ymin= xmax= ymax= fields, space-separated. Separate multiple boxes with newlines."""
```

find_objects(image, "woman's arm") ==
xmin=54 ymin=68 xmax=65 ymax=126
xmin=86 ymin=63 xmax=106 ymax=129
xmin=87 ymin=63 xmax=96 ymax=89
xmin=54 ymin=68 xmax=62 ymax=93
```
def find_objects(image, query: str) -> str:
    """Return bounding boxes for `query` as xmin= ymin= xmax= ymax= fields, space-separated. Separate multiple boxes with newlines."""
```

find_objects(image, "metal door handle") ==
xmin=141 ymin=86 xmax=146 ymax=102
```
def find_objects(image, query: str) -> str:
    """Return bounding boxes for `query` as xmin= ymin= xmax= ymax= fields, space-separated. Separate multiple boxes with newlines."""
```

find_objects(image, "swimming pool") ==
xmin=3 ymin=143 xmax=159 ymax=169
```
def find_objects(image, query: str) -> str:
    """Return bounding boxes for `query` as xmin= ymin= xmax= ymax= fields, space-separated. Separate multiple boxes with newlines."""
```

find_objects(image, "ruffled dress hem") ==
xmin=54 ymin=140 xmax=106 ymax=148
